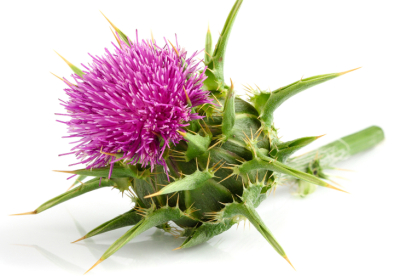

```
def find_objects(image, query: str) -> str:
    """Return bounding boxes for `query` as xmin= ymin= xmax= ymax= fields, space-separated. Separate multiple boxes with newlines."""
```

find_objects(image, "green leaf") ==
xmin=145 ymin=169 xmax=214 ymax=198
xmin=12 ymin=178 xmax=114 ymax=215
xmin=54 ymin=51 xmax=84 ymax=77
xmin=203 ymin=0 xmax=243 ymax=90
xmin=100 ymin=11 xmax=130 ymax=46
xmin=241 ymin=182 xmax=264 ymax=207
xmin=253 ymin=68 xmax=360 ymax=127
xmin=67 ymin=175 xmax=87 ymax=191
xmin=86 ymin=206 xmax=184 ymax=273
xmin=179 ymin=131 xmax=212 ymax=161
xmin=212 ymin=0 xmax=243 ymax=65
xmin=198 ymin=147 xmax=244 ymax=196
xmin=221 ymin=80 xmax=236 ymax=139
xmin=179 ymin=220 xmax=236 ymax=249
xmin=274 ymin=135 xmax=323 ymax=162
xmin=234 ymin=154 xmax=346 ymax=192
xmin=205 ymin=26 xmax=212 ymax=64
xmin=219 ymin=201 xmax=288 ymax=260
xmin=184 ymin=179 xmax=233 ymax=221
xmin=37 ymin=178 xmax=115 ymax=213
xmin=113 ymin=177 xmax=132 ymax=193
xmin=133 ymin=178 xmax=158 ymax=208
xmin=73 ymin=209 xmax=143 ymax=242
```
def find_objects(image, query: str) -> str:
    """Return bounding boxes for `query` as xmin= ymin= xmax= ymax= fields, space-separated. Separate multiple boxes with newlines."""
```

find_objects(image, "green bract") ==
xmin=13 ymin=0 xmax=384 ymax=273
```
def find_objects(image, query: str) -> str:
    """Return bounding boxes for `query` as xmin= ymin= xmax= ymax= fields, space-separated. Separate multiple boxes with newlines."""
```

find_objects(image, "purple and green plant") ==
xmin=12 ymin=0 xmax=384 ymax=273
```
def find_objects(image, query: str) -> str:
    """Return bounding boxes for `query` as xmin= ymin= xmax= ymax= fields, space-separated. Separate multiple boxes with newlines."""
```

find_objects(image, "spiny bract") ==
xmin=13 ymin=0 xmax=384 ymax=273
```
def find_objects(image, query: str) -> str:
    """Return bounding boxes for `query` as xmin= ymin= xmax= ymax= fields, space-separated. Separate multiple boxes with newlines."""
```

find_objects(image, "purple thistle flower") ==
xmin=57 ymin=33 xmax=210 ymax=172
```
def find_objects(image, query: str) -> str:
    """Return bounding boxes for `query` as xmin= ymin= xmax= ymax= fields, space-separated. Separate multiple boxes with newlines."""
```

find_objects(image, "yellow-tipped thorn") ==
xmin=204 ymin=51 xmax=212 ymax=59
xmin=50 ymin=72 xmax=65 ymax=82
xmin=211 ymin=93 xmax=222 ymax=107
xmin=110 ymin=27 xmax=121 ymax=48
xmin=329 ymin=175 xmax=349 ymax=181
xmin=66 ymin=183 xmax=75 ymax=191
xmin=71 ymin=236 xmax=86 ymax=243
xmin=100 ymin=11 xmax=119 ymax=31
xmin=84 ymin=258 xmax=104 ymax=274
xmin=206 ymin=152 xmax=211 ymax=170
xmin=183 ymin=86 xmax=191 ymax=106
xmin=330 ymin=167 xmax=355 ymax=172
xmin=50 ymin=72 xmax=76 ymax=86
xmin=53 ymin=170 xmax=75 ymax=174
xmin=213 ymin=161 xmax=225 ymax=173
xmin=177 ymin=130 xmax=186 ymax=137
xmin=173 ymin=247 xmax=182 ymax=251
xmin=100 ymin=148 xmax=117 ymax=157
xmin=208 ymin=139 xmax=223 ymax=150
xmin=210 ymin=159 xmax=223 ymax=171
xmin=10 ymin=210 xmax=37 ymax=216
xmin=339 ymin=67 xmax=362 ymax=75
xmin=284 ymin=255 xmax=296 ymax=271
xmin=168 ymin=40 xmax=180 ymax=57
xmin=54 ymin=50 xmax=73 ymax=67
xmin=326 ymin=184 xmax=349 ymax=194
xmin=329 ymin=179 xmax=345 ymax=187
xmin=144 ymin=192 xmax=160 ymax=199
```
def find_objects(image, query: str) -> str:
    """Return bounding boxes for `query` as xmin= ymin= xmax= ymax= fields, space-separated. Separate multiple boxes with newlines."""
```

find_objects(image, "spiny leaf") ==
xmin=234 ymin=154 xmax=347 ymax=192
xmin=72 ymin=209 xmax=142 ymax=243
xmin=11 ymin=178 xmax=114 ymax=215
xmin=178 ymin=130 xmax=212 ymax=161
xmin=217 ymin=201 xmax=292 ymax=267
xmin=54 ymin=164 xmax=149 ymax=179
xmin=85 ymin=206 xmax=184 ymax=274
xmin=133 ymin=178 xmax=158 ymax=208
xmin=203 ymin=0 xmax=243 ymax=90
xmin=179 ymin=219 xmax=236 ymax=249
xmin=54 ymin=50 xmax=84 ymax=77
xmin=221 ymin=79 xmax=236 ymax=139
xmin=144 ymin=169 xmax=215 ymax=198
xmin=205 ymin=25 xmax=212 ymax=64
xmin=253 ymin=68 xmax=361 ymax=127
xmin=274 ymin=135 xmax=324 ymax=162
xmin=100 ymin=11 xmax=130 ymax=46
xmin=241 ymin=181 xmax=265 ymax=207
xmin=213 ymin=0 xmax=243 ymax=63
xmin=66 ymin=175 xmax=87 ymax=191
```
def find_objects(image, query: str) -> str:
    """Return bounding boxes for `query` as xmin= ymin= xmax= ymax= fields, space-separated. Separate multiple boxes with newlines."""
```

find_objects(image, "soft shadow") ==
xmin=67 ymin=208 xmax=120 ymax=270
xmin=12 ymin=244 xmax=84 ymax=274
xmin=74 ymin=228 xmax=232 ymax=271
xmin=67 ymin=209 xmax=232 ymax=271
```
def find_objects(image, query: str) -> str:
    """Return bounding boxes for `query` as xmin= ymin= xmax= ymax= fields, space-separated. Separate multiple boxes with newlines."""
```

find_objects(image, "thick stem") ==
xmin=287 ymin=126 xmax=384 ymax=171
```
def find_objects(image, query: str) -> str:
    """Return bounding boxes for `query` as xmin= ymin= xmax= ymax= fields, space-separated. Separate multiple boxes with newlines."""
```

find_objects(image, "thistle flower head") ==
xmin=58 ymin=33 xmax=210 ymax=171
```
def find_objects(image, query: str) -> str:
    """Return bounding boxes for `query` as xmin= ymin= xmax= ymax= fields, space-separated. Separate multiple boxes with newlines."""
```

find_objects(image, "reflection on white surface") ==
xmin=5 ymin=212 xmax=239 ymax=275
xmin=2 ymin=150 xmax=400 ymax=276
xmin=12 ymin=244 xmax=85 ymax=274
xmin=2 ymin=186 xmax=293 ymax=275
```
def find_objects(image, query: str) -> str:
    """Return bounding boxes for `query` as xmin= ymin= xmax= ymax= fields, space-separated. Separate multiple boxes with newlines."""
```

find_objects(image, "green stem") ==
xmin=287 ymin=126 xmax=384 ymax=171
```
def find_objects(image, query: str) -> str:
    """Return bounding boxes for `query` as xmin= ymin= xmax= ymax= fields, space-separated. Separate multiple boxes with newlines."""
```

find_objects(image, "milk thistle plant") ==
xmin=13 ymin=0 xmax=384 ymax=273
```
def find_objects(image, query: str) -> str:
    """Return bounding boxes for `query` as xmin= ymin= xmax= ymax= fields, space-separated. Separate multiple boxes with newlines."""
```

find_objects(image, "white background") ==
xmin=1 ymin=0 xmax=399 ymax=275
